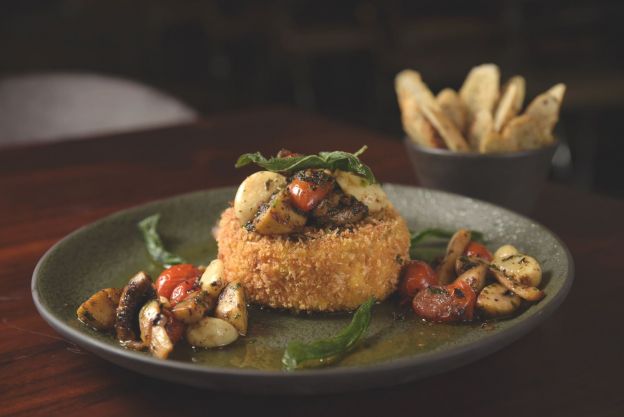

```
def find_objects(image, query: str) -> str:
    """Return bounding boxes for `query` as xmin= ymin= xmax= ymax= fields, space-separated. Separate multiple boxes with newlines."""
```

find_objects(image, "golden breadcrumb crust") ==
xmin=215 ymin=206 xmax=410 ymax=312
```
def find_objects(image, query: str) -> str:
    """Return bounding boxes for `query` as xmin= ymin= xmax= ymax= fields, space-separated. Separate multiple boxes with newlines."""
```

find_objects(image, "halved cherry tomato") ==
xmin=276 ymin=149 xmax=302 ymax=158
xmin=398 ymin=260 xmax=438 ymax=301
xmin=287 ymin=178 xmax=333 ymax=212
xmin=155 ymin=264 xmax=201 ymax=299
xmin=412 ymin=280 xmax=476 ymax=323
xmin=170 ymin=279 xmax=196 ymax=306
xmin=464 ymin=241 xmax=493 ymax=262
xmin=162 ymin=309 xmax=184 ymax=344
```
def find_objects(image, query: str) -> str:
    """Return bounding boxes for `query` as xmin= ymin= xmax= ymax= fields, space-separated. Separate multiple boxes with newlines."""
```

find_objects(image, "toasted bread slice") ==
xmin=546 ymin=83 xmax=566 ymax=102
xmin=468 ymin=110 xmax=494 ymax=151
xmin=459 ymin=64 xmax=500 ymax=124
xmin=501 ymin=114 xmax=551 ymax=150
xmin=436 ymin=88 xmax=468 ymax=134
xmin=421 ymin=104 xmax=470 ymax=152
xmin=395 ymin=70 xmax=444 ymax=148
xmin=395 ymin=70 xmax=437 ymax=108
xmin=479 ymin=129 xmax=518 ymax=153
xmin=524 ymin=83 xmax=566 ymax=144
xmin=468 ymin=110 xmax=496 ymax=152
xmin=494 ymin=76 xmax=526 ymax=132
xmin=401 ymin=97 xmax=441 ymax=148
xmin=468 ymin=109 xmax=518 ymax=153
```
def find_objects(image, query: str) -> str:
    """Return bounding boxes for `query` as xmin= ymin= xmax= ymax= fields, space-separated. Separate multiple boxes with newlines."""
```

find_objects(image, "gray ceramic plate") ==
xmin=32 ymin=185 xmax=573 ymax=394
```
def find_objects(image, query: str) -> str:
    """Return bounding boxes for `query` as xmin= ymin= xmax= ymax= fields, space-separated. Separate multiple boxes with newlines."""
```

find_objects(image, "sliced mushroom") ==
xmin=138 ymin=300 xmax=176 ymax=359
xmin=139 ymin=299 xmax=161 ymax=344
xmin=455 ymin=262 xmax=488 ymax=293
xmin=234 ymin=171 xmax=287 ymax=225
xmin=158 ymin=296 xmax=171 ymax=309
xmin=185 ymin=317 xmax=239 ymax=348
xmin=455 ymin=255 xmax=489 ymax=277
xmin=334 ymin=170 xmax=390 ymax=213
xmin=199 ymin=259 xmax=226 ymax=300
xmin=149 ymin=323 xmax=174 ymax=359
xmin=493 ymin=244 xmax=519 ymax=260
xmin=252 ymin=189 xmax=307 ymax=235
xmin=115 ymin=271 xmax=156 ymax=348
xmin=437 ymin=229 xmax=472 ymax=285
xmin=490 ymin=266 xmax=544 ymax=302
xmin=477 ymin=283 xmax=522 ymax=318
xmin=215 ymin=282 xmax=248 ymax=335
xmin=171 ymin=290 xmax=213 ymax=324
xmin=76 ymin=288 xmax=122 ymax=331
xmin=492 ymin=253 xmax=542 ymax=287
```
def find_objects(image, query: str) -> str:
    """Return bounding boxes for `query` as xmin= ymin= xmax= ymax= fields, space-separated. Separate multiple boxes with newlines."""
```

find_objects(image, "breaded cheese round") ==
xmin=216 ymin=206 xmax=410 ymax=312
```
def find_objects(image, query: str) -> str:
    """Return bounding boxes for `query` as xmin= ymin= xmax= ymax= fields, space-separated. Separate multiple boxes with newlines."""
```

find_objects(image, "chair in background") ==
xmin=0 ymin=72 xmax=198 ymax=146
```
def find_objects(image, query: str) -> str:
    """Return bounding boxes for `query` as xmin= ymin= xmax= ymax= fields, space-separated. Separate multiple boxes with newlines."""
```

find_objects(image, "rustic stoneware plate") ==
xmin=32 ymin=185 xmax=574 ymax=394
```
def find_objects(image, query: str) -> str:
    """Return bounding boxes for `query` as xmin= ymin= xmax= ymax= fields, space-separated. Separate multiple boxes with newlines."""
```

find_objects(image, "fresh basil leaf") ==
xmin=282 ymin=297 xmax=374 ymax=371
xmin=410 ymin=228 xmax=484 ymax=246
xmin=137 ymin=214 xmax=186 ymax=268
xmin=235 ymin=146 xmax=376 ymax=184
xmin=410 ymin=245 xmax=446 ymax=264
xmin=409 ymin=228 xmax=485 ymax=260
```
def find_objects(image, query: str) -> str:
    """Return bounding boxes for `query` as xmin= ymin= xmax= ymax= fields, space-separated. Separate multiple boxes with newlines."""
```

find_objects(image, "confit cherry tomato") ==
xmin=398 ymin=260 xmax=438 ymax=301
xmin=155 ymin=264 xmax=201 ymax=299
xmin=162 ymin=309 xmax=184 ymax=344
xmin=412 ymin=280 xmax=476 ymax=323
xmin=276 ymin=149 xmax=303 ymax=158
xmin=169 ymin=279 xmax=197 ymax=305
xmin=287 ymin=178 xmax=333 ymax=212
xmin=464 ymin=241 xmax=493 ymax=262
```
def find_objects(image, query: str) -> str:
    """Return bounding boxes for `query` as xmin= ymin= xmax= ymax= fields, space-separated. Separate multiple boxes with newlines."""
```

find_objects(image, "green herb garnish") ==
xmin=137 ymin=214 xmax=186 ymax=268
xmin=410 ymin=228 xmax=484 ymax=246
xmin=236 ymin=146 xmax=376 ymax=184
xmin=282 ymin=297 xmax=375 ymax=371
xmin=409 ymin=228 xmax=485 ymax=262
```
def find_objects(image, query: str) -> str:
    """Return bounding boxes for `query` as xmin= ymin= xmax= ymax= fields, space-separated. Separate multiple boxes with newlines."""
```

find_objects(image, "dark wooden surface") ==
xmin=1 ymin=107 xmax=622 ymax=417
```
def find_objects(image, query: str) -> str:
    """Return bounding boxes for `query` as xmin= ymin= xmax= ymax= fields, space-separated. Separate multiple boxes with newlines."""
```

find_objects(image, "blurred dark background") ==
xmin=1 ymin=0 xmax=623 ymax=198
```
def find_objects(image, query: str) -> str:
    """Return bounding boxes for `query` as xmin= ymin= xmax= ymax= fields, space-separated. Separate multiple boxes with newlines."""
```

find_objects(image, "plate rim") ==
xmin=31 ymin=184 xmax=575 ymax=389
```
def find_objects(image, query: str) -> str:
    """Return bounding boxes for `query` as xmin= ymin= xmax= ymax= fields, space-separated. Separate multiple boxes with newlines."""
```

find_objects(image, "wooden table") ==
xmin=1 ymin=108 xmax=622 ymax=417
